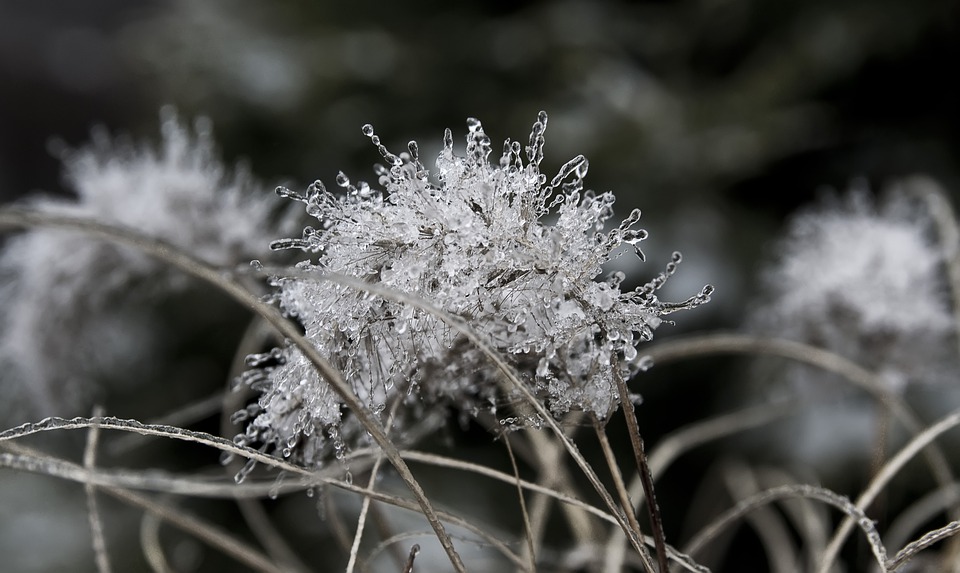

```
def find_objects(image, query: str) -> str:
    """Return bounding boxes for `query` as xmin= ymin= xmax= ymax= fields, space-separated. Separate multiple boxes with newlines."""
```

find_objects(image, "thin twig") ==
xmin=592 ymin=416 xmax=655 ymax=573
xmin=235 ymin=493 xmax=312 ymax=573
xmin=106 ymin=487 xmax=288 ymax=573
xmin=520 ymin=425 xmax=597 ymax=550
xmin=400 ymin=449 xmax=616 ymax=524
xmin=643 ymin=333 xmax=956 ymax=495
xmin=0 ymin=441 xmax=527 ymax=569
xmin=325 ymin=487 xmax=356 ymax=555
xmin=218 ymin=318 xmax=312 ymax=573
xmin=818 ymin=409 xmax=960 ymax=573
xmin=907 ymin=177 xmax=960 ymax=572
xmin=605 ymin=401 xmax=798 ymax=572
xmin=884 ymin=483 xmax=960 ymax=552
xmin=503 ymin=432 xmax=537 ymax=572
xmin=347 ymin=395 xmax=404 ymax=573
xmin=684 ymin=484 xmax=887 ymax=571
xmin=139 ymin=505 xmax=173 ymax=573
xmin=755 ymin=467 xmax=831 ymax=570
xmin=612 ymin=365 xmax=668 ymax=572
xmin=889 ymin=519 xmax=960 ymax=571
xmin=402 ymin=544 xmax=421 ymax=573
xmin=721 ymin=462 xmax=799 ymax=573
xmin=84 ymin=406 xmax=112 ymax=573
xmin=108 ymin=391 xmax=228 ymax=456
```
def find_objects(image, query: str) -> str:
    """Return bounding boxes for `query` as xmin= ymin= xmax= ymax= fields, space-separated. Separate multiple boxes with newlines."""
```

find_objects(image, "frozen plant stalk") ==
xmin=753 ymin=186 xmax=955 ymax=394
xmin=237 ymin=112 xmax=712 ymax=465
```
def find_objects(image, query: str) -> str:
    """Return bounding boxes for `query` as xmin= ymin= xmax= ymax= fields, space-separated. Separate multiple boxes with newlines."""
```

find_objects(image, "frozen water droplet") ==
xmin=275 ymin=186 xmax=304 ymax=200
xmin=344 ymin=471 xmax=353 ymax=486
xmin=536 ymin=357 xmax=550 ymax=377
xmin=336 ymin=172 xmax=350 ymax=187
xmin=250 ymin=260 xmax=263 ymax=271
xmin=443 ymin=128 xmax=454 ymax=154
xmin=361 ymin=124 xmax=375 ymax=137
xmin=270 ymin=238 xmax=305 ymax=250
xmin=269 ymin=472 xmax=286 ymax=500
xmin=305 ymin=487 xmax=315 ymax=498
xmin=234 ymin=459 xmax=257 ymax=484
xmin=550 ymin=155 xmax=588 ymax=187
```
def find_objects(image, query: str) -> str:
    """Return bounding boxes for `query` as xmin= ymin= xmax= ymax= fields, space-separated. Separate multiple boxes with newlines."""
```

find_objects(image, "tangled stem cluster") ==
xmin=236 ymin=112 xmax=712 ymax=466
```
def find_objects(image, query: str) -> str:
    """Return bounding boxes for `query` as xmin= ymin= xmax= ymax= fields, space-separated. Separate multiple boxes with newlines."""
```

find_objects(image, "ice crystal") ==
xmin=238 ymin=113 xmax=711 ymax=465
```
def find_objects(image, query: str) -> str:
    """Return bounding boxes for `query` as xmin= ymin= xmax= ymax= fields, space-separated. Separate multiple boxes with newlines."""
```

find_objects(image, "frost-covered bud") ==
xmin=751 ymin=185 xmax=955 ymax=393
xmin=239 ymin=113 xmax=711 ymax=464
xmin=0 ymin=108 xmax=284 ymax=417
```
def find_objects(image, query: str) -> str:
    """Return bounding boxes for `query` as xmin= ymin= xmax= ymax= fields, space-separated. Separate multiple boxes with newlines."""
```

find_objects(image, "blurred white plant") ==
xmin=237 ymin=112 xmax=712 ymax=466
xmin=0 ymin=108 xmax=283 ymax=417
xmin=752 ymin=183 xmax=956 ymax=393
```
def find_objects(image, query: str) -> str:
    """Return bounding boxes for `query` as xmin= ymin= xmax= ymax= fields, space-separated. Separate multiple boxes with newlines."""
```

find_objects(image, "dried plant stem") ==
xmin=912 ymin=178 xmax=960 ymax=572
xmin=0 ymin=207 xmax=467 ymax=573
xmin=592 ymin=416 xmax=655 ymax=573
xmin=519 ymin=427 xmax=597 ymax=552
xmin=914 ymin=180 xmax=960 ymax=361
xmin=139 ymin=506 xmax=173 ymax=573
xmin=648 ymin=401 xmax=798 ymax=481
xmin=347 ymin=396 xmax=404 ymax=573
xmin=109 ymin=391 xmax=228 ymax=456
xmin=400 ymin=449 xmax=617 ymax=524
xmin=2 ymin=439 xmax=285 ymax=573
xmin=218 ymin=317 xmax=311 ymax=573
xmin=884 ymin=483 xmax=960 ymax=552
xmin=722 ymin=463 xmax=798 ymax=573
xmin=402 ymin=544 xmax=421 ymax=573
xmin=685 ymin=484 xmax=887 ymax=571
xmin=84 ymin=406 xmax=112 ymax=573
xmin=890 ymin=519 xmax=960 ymax=571
xmin=643 ymin=333 xmax=955 ymax=492
xmin=235 ymin=496 xmax=312 ymax=573
xmin=0 ymin=439 xmax=527 ymax=569
xmin=755 ymin=467 xmax=831 ymax=569
xmin=604 ymin=401 xmax=797 ymax=572
xmin=325 ymin=489 xmax=357 ymax=555
xmin=347 ymin=455 xmax=387 ymax=573
xmin=503 ymin=432 xmax=537 ymax=572
xmin=106 ymin=487 xmax=288 ymax=573
xmin=612 ymin=365 xmax=669 ymax=572
xmin=818 ymin=408 xmax=960 ymax=573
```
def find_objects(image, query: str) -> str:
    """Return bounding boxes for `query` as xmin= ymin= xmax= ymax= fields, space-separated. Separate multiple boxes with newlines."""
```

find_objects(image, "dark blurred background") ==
xmin=2 ymin=1 xmax=959 ymax=571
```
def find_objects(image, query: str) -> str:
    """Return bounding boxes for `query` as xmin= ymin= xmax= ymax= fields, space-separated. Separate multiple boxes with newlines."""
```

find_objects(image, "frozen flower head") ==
xmin=239 ymin=112 xmax=712 ymax=465
xmin=752 ymin=184 xmax=955 ymax=393
xmin=0 ymin=108 xmax=284 ymax=417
